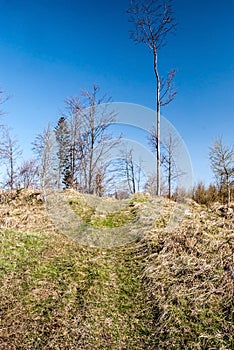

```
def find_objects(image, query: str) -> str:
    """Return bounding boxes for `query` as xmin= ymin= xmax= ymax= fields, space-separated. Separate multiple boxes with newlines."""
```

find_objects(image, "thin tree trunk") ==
xmin=10 ymin=147 xmax=14 ymax=190
xmin=168 ymin=155 xmax=171 ymax=199
xmin=168 ymin=135 xmax=172 ymax=199
xmin=227 ymin=175 xmax=231 ymax=208
xmin=131 ymin=162 xmax=136 ymax=194
xmin=88 ymin=113 xmax=95 ymax=194
xmin=157 ymin=92 xmax=161 ymax=196
xmin=154 ymin=49 xmax=161 ymax=196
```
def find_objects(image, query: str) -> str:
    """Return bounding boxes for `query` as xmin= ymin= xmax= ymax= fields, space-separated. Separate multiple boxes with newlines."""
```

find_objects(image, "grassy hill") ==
xmin=0 ymin=190 xmax=233 ymax=349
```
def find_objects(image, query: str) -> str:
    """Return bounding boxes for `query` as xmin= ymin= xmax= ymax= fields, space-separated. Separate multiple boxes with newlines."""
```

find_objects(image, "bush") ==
xmin=193 ymin=182 xmax=219 ymax=206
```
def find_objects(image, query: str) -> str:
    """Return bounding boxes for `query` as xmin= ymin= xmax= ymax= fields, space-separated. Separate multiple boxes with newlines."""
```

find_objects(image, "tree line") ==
xmin=0 ymin=84 xmax=185 ymax=198
xmin=0 ymin=86 xmax=233 ymax=205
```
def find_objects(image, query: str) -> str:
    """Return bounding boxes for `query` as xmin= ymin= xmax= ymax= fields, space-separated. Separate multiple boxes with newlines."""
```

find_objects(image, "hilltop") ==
xmin=0 ymin=190 xmax=233 ymax=349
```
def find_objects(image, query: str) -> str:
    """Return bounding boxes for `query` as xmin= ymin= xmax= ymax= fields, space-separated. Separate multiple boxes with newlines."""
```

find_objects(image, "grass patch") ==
xmin=0 ymin=227 xmax=157 ymax=349
xmin=91 ymin=209 xmax=136 ymax=228
xmin=68 ymin=197 xmax=95 ymax=223
xmin=68 ymin=195 xmax=139 ymax=228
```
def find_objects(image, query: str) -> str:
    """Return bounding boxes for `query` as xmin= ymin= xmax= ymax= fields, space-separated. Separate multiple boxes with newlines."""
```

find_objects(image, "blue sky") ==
xmin=0 ymin=0 xmax=233 ymax=185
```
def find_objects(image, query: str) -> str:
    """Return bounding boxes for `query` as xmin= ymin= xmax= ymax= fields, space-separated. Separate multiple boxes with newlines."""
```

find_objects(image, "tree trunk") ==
xmin=10 ymin=146 xmax=14 ymax=190
xmin=168 ymin=154 xmax=171 ymax=199
xmin=154 ymin=49 xmax=161 ymax=196
xmin=227 ymin=175 xmax=231 ymax=208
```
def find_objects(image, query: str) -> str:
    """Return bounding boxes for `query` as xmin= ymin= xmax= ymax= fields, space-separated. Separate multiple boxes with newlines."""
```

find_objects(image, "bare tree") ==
xmin=144 ymin=173 xmax=167 ymax=196
xmin=18 ymin=158 xmax=39 ymax=189
xmin=32 ymin=124 xmax=56 ymax=190
xmin=148 ymin=126 xmax=184 ymax=198
xmin=161 ymin=132 xmax=184 ymax=198
xmin=118 ymin=147 xmax=143 ymax=195
xmin=96 ymin=160 xmax=122 ymax=197
xmin=0 ymin=128 xmax=22 ymax=190
xmin=76 ymin=84 xmax=120 ymax=194
xmin=209 ymin=138 xmax=234 ymax=207
xmin=127 ymin=0 xmax=177 ymax=196
xmin=124 ymin=148 xmax=136 ymax=194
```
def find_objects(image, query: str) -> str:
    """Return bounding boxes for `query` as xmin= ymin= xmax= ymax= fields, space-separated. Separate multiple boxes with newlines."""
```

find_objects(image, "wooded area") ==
xmin=0 ymin=85 xmax=234 ymax=206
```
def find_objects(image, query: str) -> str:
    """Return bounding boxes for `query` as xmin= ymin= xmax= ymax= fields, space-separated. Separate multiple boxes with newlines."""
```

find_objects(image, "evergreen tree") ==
xmin=55 ymin=117 xmax=71 ymax=188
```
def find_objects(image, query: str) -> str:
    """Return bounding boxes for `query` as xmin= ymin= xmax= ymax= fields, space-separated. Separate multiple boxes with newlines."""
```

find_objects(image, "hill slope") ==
xmin=0 ymin=190 xmax=233 ymax=349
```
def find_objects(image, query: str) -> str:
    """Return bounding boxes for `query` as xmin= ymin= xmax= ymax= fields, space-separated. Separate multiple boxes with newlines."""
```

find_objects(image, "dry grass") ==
xmin=140 ymin=204 xmax=234 ymax=349
xmin=0 ymin=190 xmax=233 ymax=349
xmin=0 ymin=189 xmax=54 ymax=232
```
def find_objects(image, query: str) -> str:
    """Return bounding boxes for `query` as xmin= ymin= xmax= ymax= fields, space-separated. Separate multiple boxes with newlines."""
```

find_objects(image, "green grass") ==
xmin=91 ymin=209 xmax=137 ymax=228
xmin=68 ymin=197 xmax=95 ymax=223
xmin=68 ymin=196 xmax=138 ymax=228
xmin=0 ymin=228 xmax=157 ymax=349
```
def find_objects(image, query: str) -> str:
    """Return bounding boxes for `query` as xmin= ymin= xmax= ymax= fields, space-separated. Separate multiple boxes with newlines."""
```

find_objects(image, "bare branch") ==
xmin=160 ymin=68 xmax=177 ymax=106
xmin=127 ymin=0 xmax=177 ymax=50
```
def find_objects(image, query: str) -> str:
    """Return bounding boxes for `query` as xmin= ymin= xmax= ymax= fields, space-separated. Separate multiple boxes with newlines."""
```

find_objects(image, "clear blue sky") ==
xmin=0 ymin=0 xmax=233 ymax=185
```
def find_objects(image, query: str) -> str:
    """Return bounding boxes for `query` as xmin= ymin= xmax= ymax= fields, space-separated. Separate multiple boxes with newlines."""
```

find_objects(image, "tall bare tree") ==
xmin=127 ymin=0 xmax=177 ymax=196
xmin=209 ymin=138 xmax=234 ymax=207
xmin=76 ymin=84 xmax=120 ymax=194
